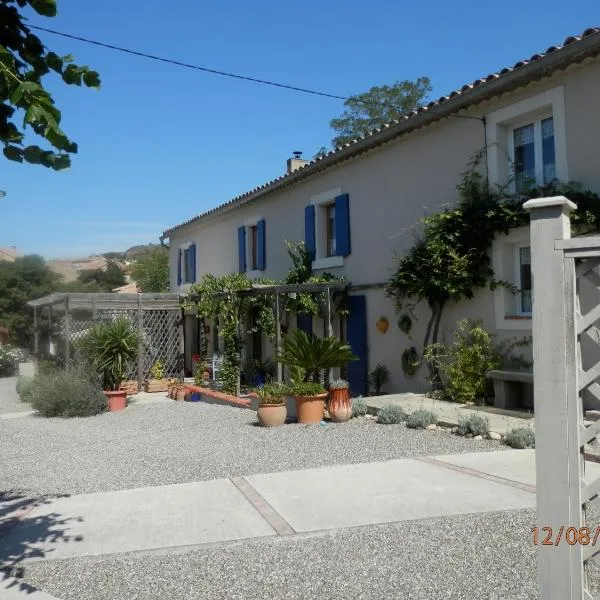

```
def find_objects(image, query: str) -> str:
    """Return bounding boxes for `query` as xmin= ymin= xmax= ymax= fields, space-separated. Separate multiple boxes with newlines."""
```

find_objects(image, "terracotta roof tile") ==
xmin=163 ymin=27 xmax=600 ymax=237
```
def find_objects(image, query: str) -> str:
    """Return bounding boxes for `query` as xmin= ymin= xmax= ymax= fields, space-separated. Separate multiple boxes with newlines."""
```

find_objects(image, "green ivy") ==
xmin=386 ymin=158 xmax=600 ymax=384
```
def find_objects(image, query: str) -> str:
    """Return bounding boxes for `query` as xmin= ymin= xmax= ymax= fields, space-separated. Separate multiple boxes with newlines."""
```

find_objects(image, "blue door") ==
xmin=296 ymin=313 xmax=313 ymax=335
xmin=346 ymin=295 xmax=368 ymax=397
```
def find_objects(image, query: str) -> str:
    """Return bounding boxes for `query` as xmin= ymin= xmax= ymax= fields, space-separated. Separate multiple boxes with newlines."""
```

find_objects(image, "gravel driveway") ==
xmin=0 ymin=399 xmax=504 ymax=497
xmin=18 ymin=508 xmax=600 ymax=600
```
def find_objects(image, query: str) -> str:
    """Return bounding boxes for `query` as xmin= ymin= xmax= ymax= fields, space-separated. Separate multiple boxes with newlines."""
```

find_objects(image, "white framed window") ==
xmin=492 ymin=226 xmax=533 ymax=331
xmin=310 ymin=187 xmax=344 ymax=269
xmin=510 ymin=117 xmax=556 ymax=192
xmin=486 ymin=86 xmax=567 ymax=191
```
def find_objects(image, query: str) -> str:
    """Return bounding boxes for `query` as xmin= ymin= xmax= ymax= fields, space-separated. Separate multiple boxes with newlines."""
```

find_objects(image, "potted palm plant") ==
xmin=278 ymin=330 xmax=357 ymax=424
xmin=328 ymin=378 xmax=351 ymax=422
xmin=254 ymin=382 xmax=288 ymax=427
xmin=81 ymin=318 xmax=139 ymax=412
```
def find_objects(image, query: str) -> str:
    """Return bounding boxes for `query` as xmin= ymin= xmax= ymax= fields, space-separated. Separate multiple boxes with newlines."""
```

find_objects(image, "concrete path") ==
xmin=0 ymin=377 xmax=32 ymax=416
xmin=0 ymin=448 xmax=563 ymax=571
xmin=367 ymin=392 xmax=534 ymax=434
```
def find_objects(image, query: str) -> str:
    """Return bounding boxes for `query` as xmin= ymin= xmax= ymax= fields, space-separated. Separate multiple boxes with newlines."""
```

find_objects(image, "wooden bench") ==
xmin=486 ymin=370 xmax=534 ymax=410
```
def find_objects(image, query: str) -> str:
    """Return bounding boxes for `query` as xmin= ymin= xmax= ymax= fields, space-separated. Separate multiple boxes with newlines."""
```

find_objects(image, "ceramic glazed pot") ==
xmin=257 ymin=403 xmax=287 ymax=427
xmin=104 ymin=390 xmax=127 ymax=412
xmin=328 ymin=387 xmax=352 ymax=422
xmin=294 ymin=393 xmax=328 ymax=424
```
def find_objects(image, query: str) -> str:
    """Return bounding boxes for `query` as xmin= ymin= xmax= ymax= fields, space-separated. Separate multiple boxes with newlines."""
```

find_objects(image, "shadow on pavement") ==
xmin=0 ymin=489 xmax=81 ymax=595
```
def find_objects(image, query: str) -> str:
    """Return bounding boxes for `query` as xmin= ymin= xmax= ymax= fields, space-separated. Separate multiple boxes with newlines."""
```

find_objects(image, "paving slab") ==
xmin=434 ymin=449 xmax=600 ymax=487
xmin=245 ymin=456 xmax=535 ymax=533
xmin=366 ymin=393 xmax=534 ymax=434
xmin=0 ymin=479 xmax=275 ymax=564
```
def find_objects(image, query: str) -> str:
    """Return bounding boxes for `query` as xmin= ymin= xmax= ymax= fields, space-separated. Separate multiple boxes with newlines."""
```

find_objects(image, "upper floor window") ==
xmin=178 ymin=243 xmax=196 ymax=285
xmin=238 ymin=220 xmax=265 ymax=273
xmin=512 ymin=116 xmax=555 ymax=192
xmin=485 ymin=86 xmax=567 ymax=192
xmin=325 ymin=204 xmax=336 ymax=257
xmin=305 ymin=190 xmax=350 ymax=270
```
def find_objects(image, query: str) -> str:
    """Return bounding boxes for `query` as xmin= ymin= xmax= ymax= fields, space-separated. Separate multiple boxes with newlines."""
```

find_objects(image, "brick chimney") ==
xmin=286 ymin=151 xmax=309 ymax=174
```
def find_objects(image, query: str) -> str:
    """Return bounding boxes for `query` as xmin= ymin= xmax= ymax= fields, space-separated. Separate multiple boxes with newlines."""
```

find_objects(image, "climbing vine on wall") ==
xmin=386 ymin=163 xmax=600 ymax=384
xmin=188 ymin=273 xmax=276 ymax=394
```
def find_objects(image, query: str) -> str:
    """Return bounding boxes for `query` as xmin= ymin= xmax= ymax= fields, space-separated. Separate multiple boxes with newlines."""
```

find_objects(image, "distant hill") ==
xmin=103 ymin=243 xmax=164 ymax=261
xmin=47 ymin=244 xmax=166 ymax=282
xmin=47 ymin=255 xmax=107 ymax=283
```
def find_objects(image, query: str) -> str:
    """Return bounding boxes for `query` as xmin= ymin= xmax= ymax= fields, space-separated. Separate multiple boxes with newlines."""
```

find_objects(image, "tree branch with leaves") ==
xmin=0 ymin=0 xmax=100 ymax=169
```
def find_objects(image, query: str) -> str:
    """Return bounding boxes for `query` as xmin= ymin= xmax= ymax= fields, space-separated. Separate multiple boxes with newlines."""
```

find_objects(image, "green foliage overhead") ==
xmin=80 ymin=317 xmax=139 ymax=390
xmin=329 ymin=78 xmax=432 ymax=147
xmin=278 ymin=329 xmax=357 ymax=383
xmin=0 ymin=254 xmax=60 ymax=347
xmin=131 ymin=247 xmax=169 ymax=293
xmin=0 ymin=0 xmax=100 ymax=169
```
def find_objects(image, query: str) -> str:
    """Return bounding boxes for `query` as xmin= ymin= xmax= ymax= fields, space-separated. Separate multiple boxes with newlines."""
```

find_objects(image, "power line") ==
xmin=29 ymin=24 xmax=485 ymax=124
xmin=29 ymin=25 xmax=351 ymax=102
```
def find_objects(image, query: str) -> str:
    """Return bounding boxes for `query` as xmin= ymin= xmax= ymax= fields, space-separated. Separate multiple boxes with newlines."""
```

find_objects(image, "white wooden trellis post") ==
xmin=524 ymin=196 xmax=585 ymax=600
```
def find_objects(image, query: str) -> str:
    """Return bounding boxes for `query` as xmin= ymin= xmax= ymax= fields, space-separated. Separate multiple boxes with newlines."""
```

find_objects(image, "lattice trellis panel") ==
xmin=574 ymin=257 xmax=600 ymax=579
xmin=62 ymin=308 xmax=181 ymax=381
xmin=141 ymin=309 xmax=181 ymax=379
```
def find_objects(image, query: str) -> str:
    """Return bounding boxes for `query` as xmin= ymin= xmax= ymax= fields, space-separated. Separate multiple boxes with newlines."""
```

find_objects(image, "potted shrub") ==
xmin=81 ymin=318 xmax=139 ymax=412
xmin=254 ymin=382 xmax=288 ymax=427
xmin=287 ymin=380 xmax=328 ymax=424
xmin=369 ymin=363 xmax=389 ymax=395
xmin=145 ymin=359 xmax=169 ymax=392
xmin=328 ymin=378 xmax=351 ymax=422
xmin=278 ymin=330 xmax=357 ymax=424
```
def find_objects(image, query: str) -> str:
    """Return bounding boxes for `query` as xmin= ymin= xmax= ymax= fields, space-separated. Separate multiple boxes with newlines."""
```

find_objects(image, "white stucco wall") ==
xmin=167 ymin=56 xmax=600 ymax=393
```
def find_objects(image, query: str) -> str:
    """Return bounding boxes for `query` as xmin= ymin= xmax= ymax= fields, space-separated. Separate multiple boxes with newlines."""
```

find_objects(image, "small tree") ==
xmin=131 ymin=248 xmax=169 ymax=292
xmin=330 ymin=78 xmax=432 ymax=147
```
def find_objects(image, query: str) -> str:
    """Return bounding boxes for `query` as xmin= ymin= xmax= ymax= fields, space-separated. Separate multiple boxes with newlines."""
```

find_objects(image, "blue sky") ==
xmin=1 ymin=0 xmax=597 ymax=258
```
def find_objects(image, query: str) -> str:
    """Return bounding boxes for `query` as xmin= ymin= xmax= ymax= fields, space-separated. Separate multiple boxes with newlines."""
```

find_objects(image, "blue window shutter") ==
xmin=335 ymin=193 xmax=351 ymax=256
xmin=257 ymin=219 xmax=266 ymax=270
xmin=304 ymin=205 xmax=316 ymax=259
xmin=177 ymin=249 xmax=182 ymax=285
xmin=238 ymin=226 xmax=246 ymax=273
xmin=190 ymin=243 xmax=196 ymax=283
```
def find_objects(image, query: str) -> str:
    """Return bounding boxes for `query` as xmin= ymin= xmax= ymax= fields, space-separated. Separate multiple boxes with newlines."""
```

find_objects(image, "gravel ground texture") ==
xmin=0 ymin=400 xmax=505 ymax=496
xmin=20 ymin=508 xmax=600 ymax=600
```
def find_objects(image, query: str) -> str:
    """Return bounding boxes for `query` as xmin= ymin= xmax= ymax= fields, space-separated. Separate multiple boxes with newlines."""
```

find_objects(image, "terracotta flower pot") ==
xmin=257 ymin=403 xmax=287 ymax=427
xmin=294 ymin=393 xmax=328 ymax=424
xmin=328 ymin=387 xmax=352 ymax=422
xmin=104 ymin=390 xmax=127 ymax=412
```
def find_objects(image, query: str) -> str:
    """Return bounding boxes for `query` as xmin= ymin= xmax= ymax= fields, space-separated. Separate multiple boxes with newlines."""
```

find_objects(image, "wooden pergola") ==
xmin=28 ymin=293 xmax=182 ymax=387
xmin=187 ymin=281 xmax=348 ymax=388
